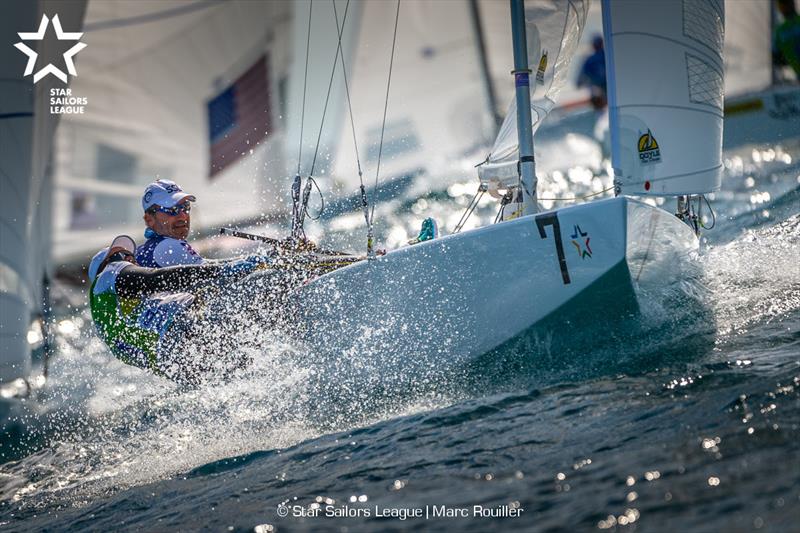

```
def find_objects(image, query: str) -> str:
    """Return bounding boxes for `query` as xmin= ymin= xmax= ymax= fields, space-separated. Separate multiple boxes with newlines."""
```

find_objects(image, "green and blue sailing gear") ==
xmin=89 ymin=261 xmax=194 ymax=372
xmin=408 ymin=217 xmax=439 ymax=245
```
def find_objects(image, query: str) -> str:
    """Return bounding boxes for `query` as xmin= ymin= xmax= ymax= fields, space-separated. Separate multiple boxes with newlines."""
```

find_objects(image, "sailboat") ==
xmin=288 ymin=0 xmax=722 ymax=372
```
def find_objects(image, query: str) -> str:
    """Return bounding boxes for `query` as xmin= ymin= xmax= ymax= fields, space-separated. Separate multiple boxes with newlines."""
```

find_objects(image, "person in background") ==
xmin=136 ymin=179 xmax=205 ymax=268
xmin=89 ymin=235 xmax=272 ymax=385
xmin=576 ymin=34 xmax=607 ymax=111
xmin=774 ymin=0 xmax=800 ymax=81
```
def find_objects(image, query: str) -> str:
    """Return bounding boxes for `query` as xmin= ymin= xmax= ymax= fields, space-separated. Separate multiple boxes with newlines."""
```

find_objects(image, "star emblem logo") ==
xmin=570 ymin=225 xmax=592 ymax=259
xmin=14 ymin=14 xmax=86 ymax=84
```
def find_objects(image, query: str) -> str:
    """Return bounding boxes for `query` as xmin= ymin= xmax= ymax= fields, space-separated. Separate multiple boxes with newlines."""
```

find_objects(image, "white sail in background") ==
xmin=478 ymin=0 xmax=589 ymax=188
xmin=723 ymin=0 xmax=771 ymax=97
xmin=603 ymin=0 xmax=724 ymax=196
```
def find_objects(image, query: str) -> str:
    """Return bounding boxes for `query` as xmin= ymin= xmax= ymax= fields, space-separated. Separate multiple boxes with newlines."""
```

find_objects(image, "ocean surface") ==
xmin=1 ymin=129 xmax=798 ymax=532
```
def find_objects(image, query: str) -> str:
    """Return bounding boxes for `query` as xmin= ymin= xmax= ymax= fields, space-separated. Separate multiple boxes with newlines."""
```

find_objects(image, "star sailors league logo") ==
xmin=14 ymin=14 xmax=86 ymax=84
xmin=570 ymin=225 xmax=592 ymax=259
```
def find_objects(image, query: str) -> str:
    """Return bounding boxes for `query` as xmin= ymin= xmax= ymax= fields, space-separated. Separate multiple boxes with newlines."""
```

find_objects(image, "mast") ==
xmin=509 ymin=0 xmax=538 ymax=216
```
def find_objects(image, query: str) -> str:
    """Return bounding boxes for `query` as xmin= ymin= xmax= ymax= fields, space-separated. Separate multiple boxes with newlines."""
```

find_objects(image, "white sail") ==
xmin=478 ymin=0 xmax=589 ymax=189
xmin=603 ymin=0 xmax=724 ymax=196
xmin=723 ymin=0 xmax=771 ymax=97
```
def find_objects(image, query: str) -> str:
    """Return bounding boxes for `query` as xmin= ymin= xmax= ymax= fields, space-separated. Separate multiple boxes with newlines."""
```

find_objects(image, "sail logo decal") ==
xmin=638 ymin=129 xmax=661 ymax=164
xmin=570 ymin=225 xmax=591 ymax=259
xmin=536 ymin=51 xmax=548 ymax=84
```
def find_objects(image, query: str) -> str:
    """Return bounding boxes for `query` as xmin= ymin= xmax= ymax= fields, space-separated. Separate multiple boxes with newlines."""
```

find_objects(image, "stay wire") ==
xmin=332 ymin=0 xmax=373 ymax=255
xmin=454 ymin=185 xmax=487 ymax=233
xmin=296 ymin=0 xmax=313 ymax=176
xmin=333 ymin=0 xmax=363 ymax=180
xmin=369 ymin=0 xmax=401 ymax=227
xmin=309 ymin=0 xmax=351 ymax=178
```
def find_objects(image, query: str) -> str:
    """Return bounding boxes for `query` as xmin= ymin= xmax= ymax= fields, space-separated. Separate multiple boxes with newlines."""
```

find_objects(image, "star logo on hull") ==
xmin=570 ymin=225 xmax=592 ymax=259
xmin=14 ymin=14 xmax=86 ymax=84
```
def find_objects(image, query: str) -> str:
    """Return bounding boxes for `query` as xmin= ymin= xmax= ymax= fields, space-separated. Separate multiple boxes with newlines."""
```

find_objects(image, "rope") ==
xmin=368 ymin=0 xmax=401 ymax=229
xmin=304 ymin=176 xmax=325 ymax=220
xmin=494 ymin=190 xmax=513 ymax=223
xmin=699 ymin=194 xmax=716 ymax=229
xmin=536 ymin=186 xmax=615 ymax=202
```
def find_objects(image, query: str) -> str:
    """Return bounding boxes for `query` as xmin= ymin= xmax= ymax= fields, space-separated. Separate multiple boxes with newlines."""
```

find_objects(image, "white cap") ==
xmin=88 ymin=235 xmax=136 ymax=282
xmin=142 ymin=179 xmax=195 ymax=211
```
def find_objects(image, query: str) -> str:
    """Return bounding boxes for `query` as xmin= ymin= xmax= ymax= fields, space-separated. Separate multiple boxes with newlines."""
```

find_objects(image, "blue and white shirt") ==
xmin=136 ymin=232 xmax=204 ymax=268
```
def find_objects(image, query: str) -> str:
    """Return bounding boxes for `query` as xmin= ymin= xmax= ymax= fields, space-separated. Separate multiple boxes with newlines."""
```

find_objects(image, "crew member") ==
xmin=89 ymin=235 xmax=272 ymax=385
xmin=577 ymin=34 xmax=607 ymax=110
xmin=136 ymin=179 xmax=204 ymax=268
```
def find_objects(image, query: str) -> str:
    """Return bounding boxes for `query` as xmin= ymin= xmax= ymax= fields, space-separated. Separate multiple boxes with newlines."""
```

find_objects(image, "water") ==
xmin=1 ymin=142 xmax=798 ymax=532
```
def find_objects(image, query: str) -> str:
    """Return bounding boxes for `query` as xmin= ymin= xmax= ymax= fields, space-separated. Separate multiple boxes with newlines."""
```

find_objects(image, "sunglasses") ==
xmin=148 ymin=202 xmax=192 ymax=216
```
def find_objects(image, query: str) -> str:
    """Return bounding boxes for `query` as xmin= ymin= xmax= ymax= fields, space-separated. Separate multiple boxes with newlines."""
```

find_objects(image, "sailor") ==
xmin=576 ymin=34 xmax=607 ymax=110
xmin=136 ymin=179 xmax=205 ymax=268
xmin=89 ymin=235 xmax=272 ymax=385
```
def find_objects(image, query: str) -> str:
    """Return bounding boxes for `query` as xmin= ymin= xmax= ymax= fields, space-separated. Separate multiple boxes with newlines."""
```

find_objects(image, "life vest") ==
xmin=89 ymin=261 xmax=194 ymax=373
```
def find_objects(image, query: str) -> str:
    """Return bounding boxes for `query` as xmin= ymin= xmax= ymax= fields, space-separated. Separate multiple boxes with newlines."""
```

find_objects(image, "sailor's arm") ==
xmin=114 ymin=263 xmax=222 ymax=297
xmin=114 ymin=257 xmax=268 ymax=298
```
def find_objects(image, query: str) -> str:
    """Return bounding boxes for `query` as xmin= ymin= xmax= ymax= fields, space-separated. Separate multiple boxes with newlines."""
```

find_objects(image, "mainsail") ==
xmin=478 ymin=0 xmax=589 ymax=190
xmin=603 ymin=0 xmax=724 ymax=196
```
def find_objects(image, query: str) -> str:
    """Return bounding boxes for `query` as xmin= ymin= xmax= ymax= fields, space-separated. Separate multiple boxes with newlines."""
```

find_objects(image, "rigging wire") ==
xmin=296 ymin=0 xmax=351 ymax=238
xmin=296 ymin=0 xmax=313 ymax=176
xmin=291 ymin=0 xmax=314 ymax=240
xmin=331 ymin=0 xmax=373 ymax=253
xmin=308 ymin=0 xmax=351 ymax=178
xmin=298 ymin=0 xmax=353 ymax=234
xmin=368 ymin=0 xmax=402 ymax=240
xmin=332 ymin=0 xmax=363 ymax=180
xmin=453 ymin=184 xmax=487 ymax=233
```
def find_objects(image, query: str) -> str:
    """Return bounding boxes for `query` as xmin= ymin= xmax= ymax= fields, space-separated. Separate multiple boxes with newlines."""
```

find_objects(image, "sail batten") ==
xmin=603 ymin=0 xmax=725 ymax=196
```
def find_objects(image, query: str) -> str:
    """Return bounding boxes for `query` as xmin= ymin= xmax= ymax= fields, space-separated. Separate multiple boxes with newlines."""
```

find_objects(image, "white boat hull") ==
xmin=295 ymin=197 xmax=698 ymax=379
xmin=724 ymin=86 xmax=800 ymax=149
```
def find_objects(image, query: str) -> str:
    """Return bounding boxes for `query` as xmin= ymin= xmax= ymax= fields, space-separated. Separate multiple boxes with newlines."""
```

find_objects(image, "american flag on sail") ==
xmin=207 ymin=55 xmax=271 ymax=178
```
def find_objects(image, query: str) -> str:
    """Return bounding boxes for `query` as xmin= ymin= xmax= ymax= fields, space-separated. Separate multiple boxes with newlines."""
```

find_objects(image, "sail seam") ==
xmin=611 ymin=31 xmax=723 ymax=72
xmin=616 ymin=103 xmax=723 ymax=119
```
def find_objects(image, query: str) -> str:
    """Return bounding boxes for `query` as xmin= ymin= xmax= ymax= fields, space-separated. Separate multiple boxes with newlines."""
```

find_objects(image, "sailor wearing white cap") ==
xmin=137 ymin=179 xmax=204 ymax=268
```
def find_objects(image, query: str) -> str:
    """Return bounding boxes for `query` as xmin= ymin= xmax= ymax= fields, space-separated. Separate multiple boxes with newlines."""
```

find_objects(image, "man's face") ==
xmin=143 ymin=199 xmax=192 ymax=240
